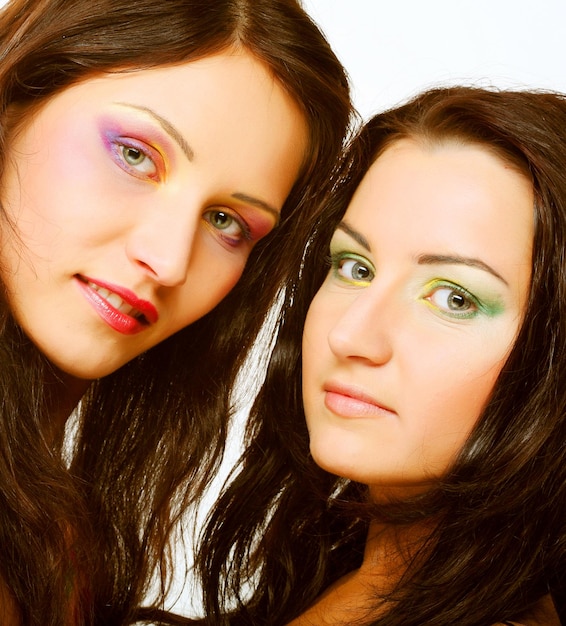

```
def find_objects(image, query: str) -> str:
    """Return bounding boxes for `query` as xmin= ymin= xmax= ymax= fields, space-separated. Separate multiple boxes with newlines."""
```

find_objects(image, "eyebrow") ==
xmin=417 ymin=254 xmax=509 ymax=285
xmin=231 ymin=192 xmax=281 ymax=224
xmin=338 ymin=221 xmax=508 ymax=285
xmin=115 ymin=102 xmax=194 ymax=161
xmin=115 ymin=103 xmax=281 ymax=223
xmin=337 ymin=221 xmax=371 ymax=250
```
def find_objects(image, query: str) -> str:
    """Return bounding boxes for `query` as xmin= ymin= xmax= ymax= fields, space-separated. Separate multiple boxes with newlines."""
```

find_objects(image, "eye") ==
xmin=330 ymin=252 xmax=375 ymax=285
xmin=121 ymin=146 xmax=151 ymax=169
xmin=424 ymin=283 xmax=479 ymax=318
xmin=203 ymin=209 xmax=250 ymax=247
xmin=116 ymin=141 xmax=159 ymax=179
xmin=102 ymin=129 xmax=163 ymax=182
xmin=342 ymin=259 xmax=373 ymax=281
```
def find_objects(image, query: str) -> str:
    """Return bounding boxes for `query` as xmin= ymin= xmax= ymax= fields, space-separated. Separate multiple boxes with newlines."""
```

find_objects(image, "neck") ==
xmin=287 ymin=519 xmax=434 ymax=626
xmin=44 ymin=367 xmax=91 ymax=441
xmin=359 ymin=519 xmax=432 ymax=585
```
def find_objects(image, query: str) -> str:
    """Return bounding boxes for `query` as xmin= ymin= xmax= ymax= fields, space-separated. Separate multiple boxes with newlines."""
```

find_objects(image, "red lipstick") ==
xmin=75 ymin=275 xmax=158 ymax=335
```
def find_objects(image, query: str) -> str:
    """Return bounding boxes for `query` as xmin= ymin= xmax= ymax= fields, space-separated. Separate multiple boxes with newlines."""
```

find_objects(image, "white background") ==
xmin=3 ymin=0 xmax=565 ymax=117
xmin=2 ymin=0 xmax=566 ymax=615
xmin=4 ymin=0 xmax=566 ymax=118
xmin=304 ymin=0 xmax=566 ymax=120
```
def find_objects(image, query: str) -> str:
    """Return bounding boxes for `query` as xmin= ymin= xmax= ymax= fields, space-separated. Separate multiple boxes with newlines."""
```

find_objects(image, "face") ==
xmin=0 ymin=49 xmax=307 ymax=380
xmin=302 ymin=139 xmax=533 ymax=498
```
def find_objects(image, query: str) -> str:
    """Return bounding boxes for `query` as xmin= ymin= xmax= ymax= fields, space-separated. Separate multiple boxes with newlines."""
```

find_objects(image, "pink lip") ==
xmin=323 ymin=381 xmax=395 ymax=419
xmin=75 ymin=275 xmax=158 ymax=335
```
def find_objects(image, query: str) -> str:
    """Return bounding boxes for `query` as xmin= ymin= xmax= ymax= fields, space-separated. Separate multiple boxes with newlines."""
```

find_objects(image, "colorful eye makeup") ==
xmin=100 ymin=125 xmax=165 ymax=182
xmin=329 ymin=250 xmax=375 ymax=286
xmin=222 ymin=202 xmax=279 ymax=247
xmin=98 ymin=110 xmax=279 ymax=249
xmin=203 ymin=199 xmax=282 ymax=248
xmin=328 ymin=230 xmax=506 ymax=321
xmin=203 ymin=208 xmax=251 ymax=247
xmin=421 ymin=279 xmax=504 ymax=320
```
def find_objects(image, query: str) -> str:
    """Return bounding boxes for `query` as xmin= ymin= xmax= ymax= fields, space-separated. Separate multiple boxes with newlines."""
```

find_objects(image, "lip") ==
xmin=75 ymin=275 xmax=159 ymax=334
xmin=323 ymin=381 xmax=396 ymax=419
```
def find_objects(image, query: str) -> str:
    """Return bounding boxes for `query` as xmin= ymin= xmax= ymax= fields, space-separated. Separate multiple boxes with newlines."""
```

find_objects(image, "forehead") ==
xmin=341 ymin=139 xmax=534 ymax=305
xmin=347 ymin=139 xmax=533 ymax=244
xmin=9 ymin=48 xmax=301 ymax=134
xmin=4 ymin=48 xmax=308 ymax=207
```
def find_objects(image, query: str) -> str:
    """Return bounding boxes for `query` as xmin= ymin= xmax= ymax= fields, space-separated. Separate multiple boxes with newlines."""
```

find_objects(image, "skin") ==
xmin=292 ymin=139 xmax=561 ymax=626
xmin=302 ymin=138 xmax=534 ymax=501
xmin=0 ymin=48 xmax=307 ymax=388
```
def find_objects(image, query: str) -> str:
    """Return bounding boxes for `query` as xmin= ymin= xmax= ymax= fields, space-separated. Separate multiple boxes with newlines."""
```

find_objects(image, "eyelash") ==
xmin=330 ymin=250 xmax=485 ymax=320
xmin=104 ymin=131 xmax=259 ymax=248
xmin=329 ymin=251 xmax=375 ymax=285
xmin=422 ymin=280 xmax=481 ymax=319
xmin=109 ymin=136 xmax=163 ymax=182
xmin=203 ymin=209 xmax=252 ymax=247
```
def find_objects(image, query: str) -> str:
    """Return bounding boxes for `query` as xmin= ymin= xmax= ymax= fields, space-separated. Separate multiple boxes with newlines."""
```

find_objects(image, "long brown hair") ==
xmin=199 ymin=87 xmax=566 ymax=625
xmin=0 ymin=1 xmax=352 ymax=624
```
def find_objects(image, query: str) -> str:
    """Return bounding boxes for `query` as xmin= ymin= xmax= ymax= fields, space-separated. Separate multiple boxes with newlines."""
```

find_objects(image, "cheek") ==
xmin=2 ymin=143 xmax=91 ymax=254
xmin=302 ymin=297 xmax=330 ymax=363
xmin=172 ymin=258 xmax=246 ymax=331
xmin=418 ymin=355 xmax=505 ymax=459
xmin=302 ymin=296 xmax=336 ymax=398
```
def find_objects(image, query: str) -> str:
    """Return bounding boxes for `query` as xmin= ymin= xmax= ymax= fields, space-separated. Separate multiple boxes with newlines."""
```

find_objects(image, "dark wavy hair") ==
xmin=199 ymin=87 xmax=566 ymax=625
xmin=0 ymin=1 xmax=352 ymax=624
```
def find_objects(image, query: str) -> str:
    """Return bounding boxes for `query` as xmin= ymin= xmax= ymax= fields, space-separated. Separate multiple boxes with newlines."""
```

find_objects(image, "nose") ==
xmin=327 ymin=285 xmax=394 ymax=366
xmin=125 ymin=202 xmax=200 ymax=287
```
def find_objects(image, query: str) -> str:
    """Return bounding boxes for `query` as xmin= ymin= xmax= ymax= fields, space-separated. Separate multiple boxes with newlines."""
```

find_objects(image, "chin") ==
xmin=53 ymin=357 xmax=130 ymax=381
xmin=309 ymin=442 xmax=361 ymax=480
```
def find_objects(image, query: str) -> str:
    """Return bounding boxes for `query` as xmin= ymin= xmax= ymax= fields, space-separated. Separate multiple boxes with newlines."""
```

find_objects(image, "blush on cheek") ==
xmin=47 ymin=118 xmax=103 ymax=183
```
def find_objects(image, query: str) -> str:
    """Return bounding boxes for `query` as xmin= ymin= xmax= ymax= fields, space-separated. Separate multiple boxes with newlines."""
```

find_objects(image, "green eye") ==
xmin=209 ymin=211 xmax=234 ymax=230
xmin=122 ymin=146 xmax=146 ymax=166
xmin=115 ymin=142 xmax=159 ymax=179
xmin=203 ymin=209 xmax=250 ymax=247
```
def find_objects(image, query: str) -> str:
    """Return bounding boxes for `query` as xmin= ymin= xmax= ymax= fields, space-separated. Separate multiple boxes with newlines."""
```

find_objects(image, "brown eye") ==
xmin=425 ymin=284 xmax=479 ymax=319
xmin=446 ymin=291 xmax=470 ymax=311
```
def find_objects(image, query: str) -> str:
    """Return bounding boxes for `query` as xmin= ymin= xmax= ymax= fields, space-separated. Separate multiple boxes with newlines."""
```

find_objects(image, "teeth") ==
xmin=88 ymin=281 xmax=144 ymax=320
xmin=105 ymin=292 xmax=123 ymax=310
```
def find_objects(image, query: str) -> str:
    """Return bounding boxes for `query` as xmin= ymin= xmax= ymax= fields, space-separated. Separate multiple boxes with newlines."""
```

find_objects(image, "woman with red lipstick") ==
xmin=198 ymin=87 xmax=566 ymax=625
xmin=0 ymin=0 xmax=352 ymax=624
